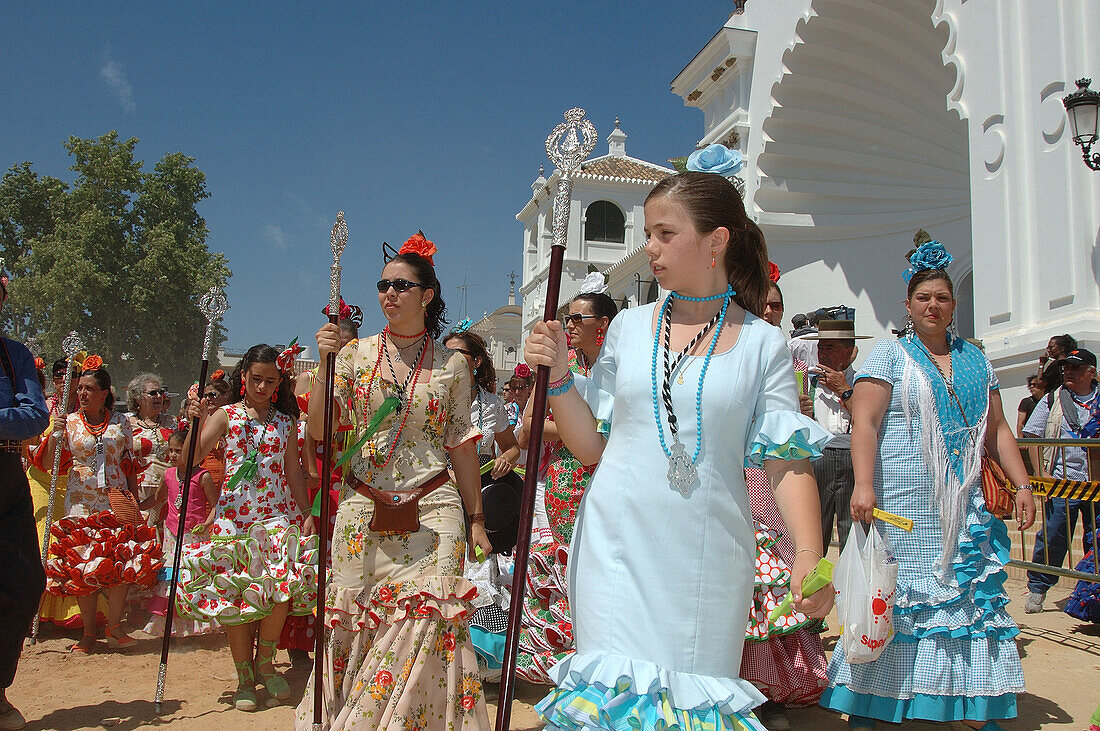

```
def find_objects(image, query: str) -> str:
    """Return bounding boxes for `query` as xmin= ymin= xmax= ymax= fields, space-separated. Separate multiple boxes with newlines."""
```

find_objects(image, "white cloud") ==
xmin=99 ymin=44 xmax=135 ymax=113
xmin=265 ymin=224 xmax=290 ymax=251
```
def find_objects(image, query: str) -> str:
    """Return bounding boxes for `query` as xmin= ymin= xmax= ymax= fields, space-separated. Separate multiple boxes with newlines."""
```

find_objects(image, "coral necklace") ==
xmin=363 ymin=332 xmax=430 ymax=469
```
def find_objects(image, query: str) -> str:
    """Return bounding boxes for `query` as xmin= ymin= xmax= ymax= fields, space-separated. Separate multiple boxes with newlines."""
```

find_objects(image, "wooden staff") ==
xmin=30 ymin=330 xmax=84 ymax=645
xmin=314 ymin=211 xmax=348 ymax=730
xmin=155 ymin=286 xmax=227 ymax=713
xmin=495 ymin=109 xmax=597 ymax=731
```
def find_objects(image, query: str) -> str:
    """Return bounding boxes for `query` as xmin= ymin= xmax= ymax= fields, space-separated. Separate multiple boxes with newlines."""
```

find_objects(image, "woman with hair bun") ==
xmin=42 ymin=358 xmax=163 ymax=653
xmin=175 ymin=343 xmax=317 ymax=712
xmin=296 ymin=232 xmax=492 ymax=730
xmin=524 ymin=169 xmax=833 ymax=730
xmin=820 ymin=239 xmax=1035 ymax=731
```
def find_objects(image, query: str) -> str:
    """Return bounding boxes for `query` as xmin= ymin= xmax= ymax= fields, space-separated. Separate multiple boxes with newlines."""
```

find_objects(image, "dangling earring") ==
xmin=271 ymin=389 xmax=278 ymax=404
xmin=240 ymin=383 xmax=246 ymax=397
xmin=903 ymin=315 xmax=915 ymax=342
xmin=595 ymin=328 xmax=605 ymax=346
xmin=710 ymin=248 xmax=716 ymax=268
xmin=947 ymin=319 xmax=959 ymax=342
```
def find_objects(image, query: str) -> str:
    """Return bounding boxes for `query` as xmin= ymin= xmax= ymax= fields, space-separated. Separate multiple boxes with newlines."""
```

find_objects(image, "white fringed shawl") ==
xmin=899 ymin=345 xmax=988 ymax=578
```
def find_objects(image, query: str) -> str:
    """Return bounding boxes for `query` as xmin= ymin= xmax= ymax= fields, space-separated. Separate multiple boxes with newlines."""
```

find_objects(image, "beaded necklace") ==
xmin=650 ymin=284 xmax=734 ymax=494
xmin=382 ymin=328 xmax=430 ymax=409
xmin=364 ymin=333 xmax=430 ymax=469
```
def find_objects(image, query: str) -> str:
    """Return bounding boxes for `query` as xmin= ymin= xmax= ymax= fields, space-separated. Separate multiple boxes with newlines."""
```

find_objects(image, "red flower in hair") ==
xmin=513 ymin=363 xmax=532 ymax=379
xmin=211 ymin=369 xmax=225 ymax=381
xmin=398 ymin=231 xmax=437 ymax=264
xmin=82 ymin=355 xmax=104 ymax=371
xmin=767 ymin=262 xmax=781 ymax=284
xmin=34 ymin=357 xmax=45 ymax=370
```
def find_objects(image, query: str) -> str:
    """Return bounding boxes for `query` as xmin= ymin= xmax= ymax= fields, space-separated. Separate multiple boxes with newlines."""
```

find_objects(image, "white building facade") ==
xmin=517 ymin=121 xmax=674 ymax=334
xmin=669 ymin=0 xmax=1099 ymax=397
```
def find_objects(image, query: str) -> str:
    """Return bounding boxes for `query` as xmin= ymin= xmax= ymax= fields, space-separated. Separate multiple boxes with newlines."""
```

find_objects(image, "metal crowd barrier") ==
xmin=1010 ymin=438 xmax=1100 ymax=584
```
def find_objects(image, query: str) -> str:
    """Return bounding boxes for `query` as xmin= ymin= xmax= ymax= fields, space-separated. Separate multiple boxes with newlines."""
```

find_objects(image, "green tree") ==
xmin=0 ymin=131 xmax=231 ymax=393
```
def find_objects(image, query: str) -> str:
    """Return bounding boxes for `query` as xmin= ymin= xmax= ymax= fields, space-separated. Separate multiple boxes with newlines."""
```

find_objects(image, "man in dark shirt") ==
xmin=0 ymin=276 xmax=50 ymax=729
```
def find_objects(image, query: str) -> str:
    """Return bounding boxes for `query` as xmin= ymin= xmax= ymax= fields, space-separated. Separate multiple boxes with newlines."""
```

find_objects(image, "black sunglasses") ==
xmin=376 ymin=278 xmax=425 ymax=294
xmin=145 ymin=389 xmax=167 ymax=396
xmin=202 ymin=391 xmax=219 ymax=400
xmin=561 ymin=313 xmax=599 ymax=325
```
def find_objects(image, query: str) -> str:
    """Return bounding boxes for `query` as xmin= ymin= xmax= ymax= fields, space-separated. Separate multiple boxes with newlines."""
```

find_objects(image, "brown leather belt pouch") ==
xmin=350 ymin=469 xmax=450 ymax=533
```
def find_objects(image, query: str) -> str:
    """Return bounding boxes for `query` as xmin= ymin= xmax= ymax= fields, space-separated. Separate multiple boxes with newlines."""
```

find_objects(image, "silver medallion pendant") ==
xmin=666 ymin=440 xmax=697 ymax=495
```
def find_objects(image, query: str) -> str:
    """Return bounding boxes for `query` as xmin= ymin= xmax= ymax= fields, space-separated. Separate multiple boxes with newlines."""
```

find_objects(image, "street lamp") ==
xmin=1063 ymin=78 xmax=1100 ymax=171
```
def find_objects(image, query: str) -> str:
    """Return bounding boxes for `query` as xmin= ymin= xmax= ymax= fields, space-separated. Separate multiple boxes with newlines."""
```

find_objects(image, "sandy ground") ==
xmin=10 ymin=573 xmax=1098 ymax=730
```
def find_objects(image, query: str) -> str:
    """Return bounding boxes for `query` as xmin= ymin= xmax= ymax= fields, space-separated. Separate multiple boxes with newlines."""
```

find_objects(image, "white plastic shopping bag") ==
xmin=833 ymin=521 xmax=899 ymax=664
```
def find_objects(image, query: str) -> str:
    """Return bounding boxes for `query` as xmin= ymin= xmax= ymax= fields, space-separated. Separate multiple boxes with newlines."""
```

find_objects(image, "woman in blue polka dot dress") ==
xmin=819 ymin=239 xmax=1036 ymax=730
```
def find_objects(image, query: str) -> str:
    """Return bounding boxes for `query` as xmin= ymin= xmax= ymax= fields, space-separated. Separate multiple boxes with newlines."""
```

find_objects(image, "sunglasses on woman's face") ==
xmin=376 ymin=278 xmax=425 ymax=294
xmin=145 ymin=389 xmax=167 ymax=397
xmin=561 ymin=313 xmax=599 ymax=326
xmin=202 ymin=391 xmax=219 ymax=400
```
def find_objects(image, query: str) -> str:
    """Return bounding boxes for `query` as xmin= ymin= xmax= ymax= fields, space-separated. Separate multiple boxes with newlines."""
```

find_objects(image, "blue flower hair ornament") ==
xmin=904 ymin=239 xmax=953 ymax=282
xmin=686 ymin=144 xmax=744 ymax=177
xmin=454 ymin=317 xmax=472 ymax=333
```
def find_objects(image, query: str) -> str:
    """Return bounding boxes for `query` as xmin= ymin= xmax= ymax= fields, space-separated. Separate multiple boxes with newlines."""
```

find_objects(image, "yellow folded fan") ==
xmin=872 ymin=508 xmax=913 ymax=532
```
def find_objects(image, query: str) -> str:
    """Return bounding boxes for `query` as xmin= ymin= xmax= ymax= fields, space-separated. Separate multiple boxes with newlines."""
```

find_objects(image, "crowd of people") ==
xmin=0 ymin=162 xmax=1095 ymax=731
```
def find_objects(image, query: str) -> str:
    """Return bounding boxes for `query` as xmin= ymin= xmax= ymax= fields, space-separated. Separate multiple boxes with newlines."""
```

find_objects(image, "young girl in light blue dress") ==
xmin=524 ymin=169 xmax=834 ymax=731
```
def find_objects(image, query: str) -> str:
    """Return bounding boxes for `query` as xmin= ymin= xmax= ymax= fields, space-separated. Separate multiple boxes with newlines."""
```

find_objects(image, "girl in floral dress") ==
xmin=296 ymin=234 xmax=493 ymax=730
xmin=42 ymin=362 xmax=163 ymax=653
xmin=516 ymin=288 xmax=617 ymax=684
xmin=176 ymin=344 xmax=318 ymax=711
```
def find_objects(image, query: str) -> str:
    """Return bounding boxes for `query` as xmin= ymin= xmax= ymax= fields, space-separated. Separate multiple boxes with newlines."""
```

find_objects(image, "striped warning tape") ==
xmin=1028 ymin=476 xmax=1100 ymax=502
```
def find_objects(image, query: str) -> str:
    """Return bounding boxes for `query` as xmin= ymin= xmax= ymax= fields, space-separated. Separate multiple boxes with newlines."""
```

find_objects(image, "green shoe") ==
xmin=255 ymin=637 xmax=291 ymax=705
xmin=233 ymin=660 xmax=258 ymax=711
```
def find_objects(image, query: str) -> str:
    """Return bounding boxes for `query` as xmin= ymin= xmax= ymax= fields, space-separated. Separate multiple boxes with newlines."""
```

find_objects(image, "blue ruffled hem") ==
xmin=819 ymin=684 xmax=1017 ymax=723
xmin=890 ymin=493 xmax=1017 ymax=641
xmin=470 ymin=626 xmax=505 ymax=670
xmin=538 ymin=652 xmax=766 ymax=730
xmin=744 ymin=411 xmax=832 ymax=468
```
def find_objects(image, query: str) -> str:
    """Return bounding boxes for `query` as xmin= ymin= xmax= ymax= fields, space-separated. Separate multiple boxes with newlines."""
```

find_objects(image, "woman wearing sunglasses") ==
xmin=296 ymin=233 xmax=491 ymax=730
xmin=126 ymin=373 xmax=174 ymax=533
xmin=516 ymin=281 xmax=618 ymax=684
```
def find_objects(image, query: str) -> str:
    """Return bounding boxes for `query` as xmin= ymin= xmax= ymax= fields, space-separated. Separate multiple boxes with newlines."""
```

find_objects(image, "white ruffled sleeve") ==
xmin=744 ymin=324 xmax=832 ymax=467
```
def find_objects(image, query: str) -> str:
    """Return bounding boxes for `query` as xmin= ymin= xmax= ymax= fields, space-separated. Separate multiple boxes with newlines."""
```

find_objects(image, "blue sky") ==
xmin=1 ymin=3 xmax=727 ymax=353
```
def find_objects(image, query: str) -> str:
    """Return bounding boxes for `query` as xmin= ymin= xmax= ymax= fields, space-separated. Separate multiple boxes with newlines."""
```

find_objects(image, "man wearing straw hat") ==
xmin=805 ymin=314 xmax=871 ymax=555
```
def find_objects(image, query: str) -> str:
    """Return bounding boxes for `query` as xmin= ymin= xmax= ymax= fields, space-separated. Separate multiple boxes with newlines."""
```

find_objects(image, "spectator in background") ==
xmin=1022 ymin=347 xmax=1100 ymax=613
xmin=1037 ymin=333 xmax=1078 ymax=382
xmin=788 ymin=309 xmax=820 ymax=369
xmin=1016 ymin=375 xmax=1044 ymax=437
xmin=805 ymin=317 xmax=871 ymax=554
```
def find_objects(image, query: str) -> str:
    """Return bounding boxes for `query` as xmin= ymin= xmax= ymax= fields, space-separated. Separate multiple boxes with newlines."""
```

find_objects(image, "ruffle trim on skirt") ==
xmin=325 ymin=575 xmax=477 ymax=632
xmin=175 ymin=520 xmax=318 ymax=625
xmin=819 ymin=684 xmax=1018 ymax=724
xmin=891 ymin=498 xmax=1018 ymax=642
xmin=746 ymin=523 xmax=823 ymax=640
xmin=538 ymin=652 xmax=767 ymax=731
xmin=44 ymin=511 xmax=163 ymax=595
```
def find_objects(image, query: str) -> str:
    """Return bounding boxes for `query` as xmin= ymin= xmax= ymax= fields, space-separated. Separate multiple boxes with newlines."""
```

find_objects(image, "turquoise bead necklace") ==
xmin=650 ymin=284 xmax=735 ymax=494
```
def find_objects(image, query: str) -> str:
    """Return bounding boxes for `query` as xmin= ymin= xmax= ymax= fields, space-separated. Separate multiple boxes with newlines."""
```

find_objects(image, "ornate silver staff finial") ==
xmin=329 ymin=211 xmax=349 ymax=313
xmin=198 ymin=287 xmax=228 ymax=360
xmin=545 ymin=108 xmax=598 ymax=250
xmin=62 ymin=331 xmax=85 ymax=358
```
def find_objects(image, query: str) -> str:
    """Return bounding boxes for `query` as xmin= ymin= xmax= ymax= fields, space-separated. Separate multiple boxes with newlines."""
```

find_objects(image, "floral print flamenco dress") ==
xmin=44 ymin=412 xmax=163 ymax=601
xmin=176 ymin=403 xmax=318 ymax=626
xmin=294 ymin=335 xmax=490 ymax=730
xmin=516 ymin=348 xmax=597 ymax=685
